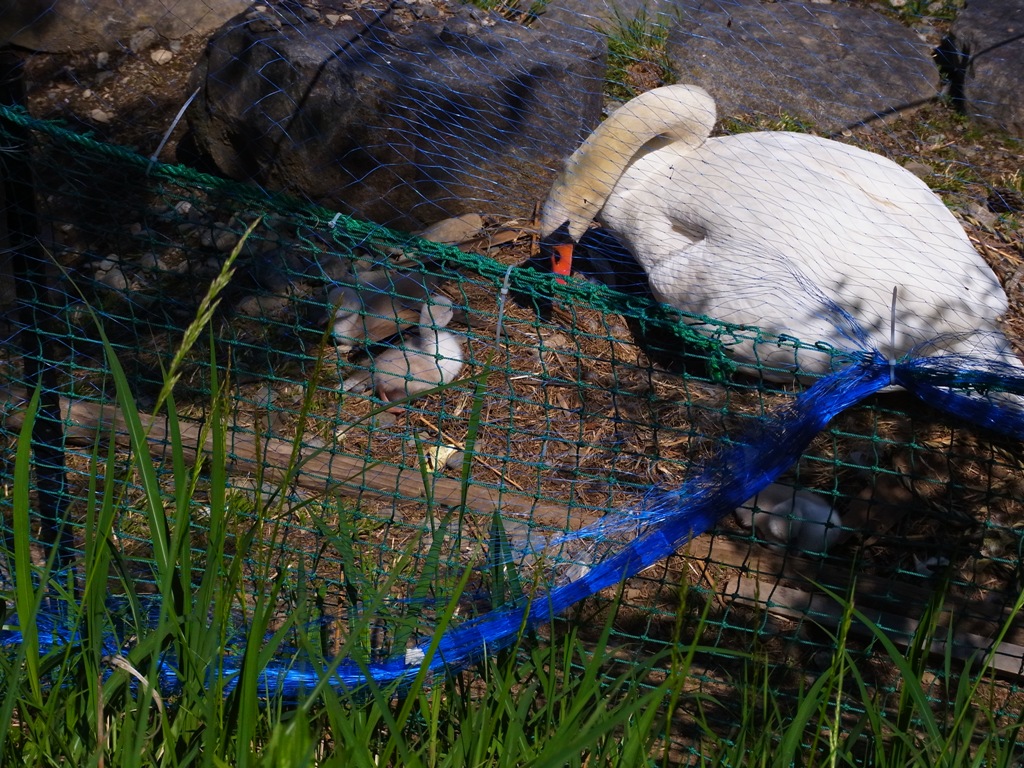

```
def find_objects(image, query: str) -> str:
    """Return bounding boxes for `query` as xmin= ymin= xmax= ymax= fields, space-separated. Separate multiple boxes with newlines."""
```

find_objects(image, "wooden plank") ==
xmin=0 ymin=388 xmax=576 ymax=530
xmin=725 ymin=574 xmax=1024 ymax=678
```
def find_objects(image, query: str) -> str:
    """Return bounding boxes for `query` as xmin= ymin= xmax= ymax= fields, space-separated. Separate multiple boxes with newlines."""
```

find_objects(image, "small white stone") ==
xmin=214 ymin=228 xmax=239 ymax=252
xmin=99 ymin=268 xmax=129 ymax=291
xmin=89 ymin=108 xmax=113 ymax=123
xmin=150 ymin=49 xmax=174 ymax=65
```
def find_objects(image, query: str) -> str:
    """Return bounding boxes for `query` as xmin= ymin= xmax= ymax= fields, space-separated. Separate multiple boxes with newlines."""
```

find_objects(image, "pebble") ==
xmin=150 ymin=49 xmax=174 ymax=65
xmin=233 ymin=477 xmax=286 ymax=506
xmin=237 ymin=294 xmax=290 ymax=317
xmin=129 ymin=27 xmax=159 ymax=53
xmin=418 ymin=213 xmax=483 ymax=244
xmin=903 ymin=161 xmax=932 ymax=180
xmin=372 ymin=412 xmax=398 ymax=428
xmin=966 ymin=201 xmax=998 ymax=230
xmin=214 ymin=228 xmax=239 ymax=252
xmin=254 ymin=384 xmax=275 ymax=409
xmin=304 ymin=434 xmax=328 ymax=449
xmin=90 ymin=108 xmax=113 ymax=123
xmin=412 ymin=4 xmax=440 ymax=18
xmin=315 ymin=253 xmax=354 ymax=282
xmin=97 ymin=266 xmax=129 ymax=291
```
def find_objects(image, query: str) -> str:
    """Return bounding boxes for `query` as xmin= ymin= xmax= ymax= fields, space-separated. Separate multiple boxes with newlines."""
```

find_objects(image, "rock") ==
xmin=418 ymin=213 xmax=484 ymax=244
xmin=903 ymin=161 xmax=933 ymax=181
xmin=236 ymin=293 xmax=291 ymax=318
xmin=665 ymin=0 xmax=941 ymax=132
xmin=943 ymin=0 xmax=1024 ymax=137
xmin=213 ymin=228 xmax=239 ymax=253
xmin=372 ymin=411 xmax=399 ymax=428
xmin=150 ymin=48 xmax=175 ymax=65
xmin=94 ymin=263 xmax=130 ymax=291
xmin=0 ymin=0 xmax=250 ymax=53
xmin=129 ymin=26 xmax=160 ymax=54
xmin=966 ymin=201 xmax=999 ymax=230
xmin=184 ymin=2 xmax=606 ymax=231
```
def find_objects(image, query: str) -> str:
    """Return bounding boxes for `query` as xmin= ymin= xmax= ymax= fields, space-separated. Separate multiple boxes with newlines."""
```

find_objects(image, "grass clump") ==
xmin=878 ymin=0 xmax=965 ymax=23
xmin=604 ymin=8 xmax=676 ymax=102
xmin=466 ymin=0 xmax=549 ymax=26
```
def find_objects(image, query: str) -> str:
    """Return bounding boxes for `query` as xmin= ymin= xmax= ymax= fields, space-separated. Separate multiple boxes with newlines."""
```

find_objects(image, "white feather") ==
xmin=735 ymin=483 xmax=843 ymax=555
xmin=366 ymin=296 xmax=465 ymax=407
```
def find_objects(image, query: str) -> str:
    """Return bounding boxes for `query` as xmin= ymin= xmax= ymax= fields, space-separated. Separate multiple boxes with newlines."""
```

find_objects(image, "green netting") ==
xmin=2 ymin=12 xmax=1024 ymax=762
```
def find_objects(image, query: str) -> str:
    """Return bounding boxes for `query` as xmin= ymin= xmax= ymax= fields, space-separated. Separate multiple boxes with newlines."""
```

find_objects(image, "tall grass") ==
xmin=0 ymin=358 xmax=699 ymax=765
xmin=3 ymin=230 xmax=1024 ymax=766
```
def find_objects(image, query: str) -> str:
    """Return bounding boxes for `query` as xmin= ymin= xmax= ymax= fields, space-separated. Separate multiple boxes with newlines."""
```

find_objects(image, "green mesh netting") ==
xmin=3 ymin=7 xmax=1024 ymax=762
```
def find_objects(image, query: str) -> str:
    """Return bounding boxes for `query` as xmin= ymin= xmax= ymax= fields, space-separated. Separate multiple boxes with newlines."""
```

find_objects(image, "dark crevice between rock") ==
xmin=934 ymin=33 xmax=969 ymax=112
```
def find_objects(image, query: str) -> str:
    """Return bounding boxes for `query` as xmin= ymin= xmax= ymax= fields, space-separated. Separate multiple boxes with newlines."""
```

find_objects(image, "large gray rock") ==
xmin=665 ymin=0 xmax=941 ymax=132
xmin=1 ymin=0 xmax=250 ymax=52
xmin=944 ymin=0 xmax=1024 ymax=137
xmin=184 ymin=2 xmax=606 ymax=230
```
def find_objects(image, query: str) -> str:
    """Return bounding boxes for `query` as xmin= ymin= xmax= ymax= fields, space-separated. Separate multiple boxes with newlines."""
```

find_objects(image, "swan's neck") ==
xmin=415 ymin=325 xmax=442 ymax=353
xmin=540 ymin=85 xmax=717 ymax=241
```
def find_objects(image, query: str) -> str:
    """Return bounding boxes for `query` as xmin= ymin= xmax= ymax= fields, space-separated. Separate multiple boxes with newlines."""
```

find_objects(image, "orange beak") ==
xmin=551 ymin=242 xmax=574 ymax=283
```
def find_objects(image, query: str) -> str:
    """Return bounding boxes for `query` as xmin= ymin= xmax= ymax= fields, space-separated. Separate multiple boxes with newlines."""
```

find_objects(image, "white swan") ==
xmin=734 ymin=484 xmax=843 ymax=555
xmin=365 ymin=296 xmax=464 ymax=410
xmin=540 ymin=84 xmax=1020 ymax=382
xmin=328 ymin=269 xmax=439 ymax=352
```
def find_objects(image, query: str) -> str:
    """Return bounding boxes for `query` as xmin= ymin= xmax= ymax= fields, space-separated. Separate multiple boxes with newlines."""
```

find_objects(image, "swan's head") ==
xmin=511 ymin=226 xmax=653 ymax=320
xmin=539 ymin=84 xmax=717 ymax=277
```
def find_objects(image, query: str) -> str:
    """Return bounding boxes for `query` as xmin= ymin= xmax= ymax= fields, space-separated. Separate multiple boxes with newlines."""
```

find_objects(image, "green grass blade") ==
xmin=11 ymin=387 xmax=44 ymax=706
